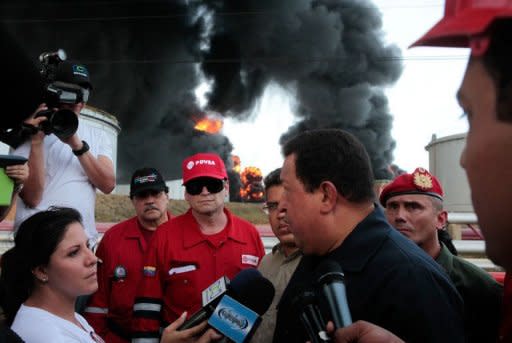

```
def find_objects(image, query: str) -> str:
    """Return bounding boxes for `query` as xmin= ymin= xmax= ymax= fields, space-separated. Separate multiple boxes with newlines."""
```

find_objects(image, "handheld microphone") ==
xmin=292 ymin=290 xmax=331 ymax=343
xmin=208 ymin=271 xmax=275 ymax=343
xmin=178 ymin=268 xmax=269 ymax=331
xmin=315 ymin=259 xmax=352 ymax=329
xmin=177 ymin=275 xmax=230 ymax=330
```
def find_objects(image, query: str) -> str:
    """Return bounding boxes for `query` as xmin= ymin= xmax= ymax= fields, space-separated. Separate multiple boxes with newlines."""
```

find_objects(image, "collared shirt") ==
xmin=273 ymin=205 xmax=465 ymax=343
xmin=251 ymin=244 xmax=302 ymax=343
xmin=436 ymin=243 xmax=503 ymax=343
xmin=131 ymin=208 xmax=265 ymax=342
xmin=84 ymin=213 xmax=171 ymax=343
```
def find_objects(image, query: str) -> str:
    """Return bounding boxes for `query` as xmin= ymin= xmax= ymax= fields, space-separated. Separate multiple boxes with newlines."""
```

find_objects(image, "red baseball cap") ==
xmin=379 ymin=168 xmax=444 ymax=206
xmin=182 ymin=153 xmax=228 ymax=184
xmin=411 ymin=0 xmax=512 ymax=55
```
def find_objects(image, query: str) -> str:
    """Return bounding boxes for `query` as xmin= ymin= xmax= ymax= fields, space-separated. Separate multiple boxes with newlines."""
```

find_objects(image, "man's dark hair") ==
xmin=264 ymin=168 xmax=282 ymax=192
xmin=282 ymin=129 xmax=375 ymax=203
xmin=482 ymin=20 xmax=512 ymax=122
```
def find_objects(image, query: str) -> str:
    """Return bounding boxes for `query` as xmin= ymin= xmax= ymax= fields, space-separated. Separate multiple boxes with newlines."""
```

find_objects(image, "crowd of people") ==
xmin=0 ymin=0 xmax=512 ymax=342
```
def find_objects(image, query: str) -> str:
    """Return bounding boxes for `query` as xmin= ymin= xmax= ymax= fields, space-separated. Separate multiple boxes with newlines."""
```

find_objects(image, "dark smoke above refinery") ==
xmin=1 ymin=0 xmax=402 ymax=182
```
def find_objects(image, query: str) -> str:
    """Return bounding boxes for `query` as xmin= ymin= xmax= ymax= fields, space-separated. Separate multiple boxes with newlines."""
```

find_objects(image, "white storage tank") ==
xmin=425 ymin=133 xmax=473 ymax=213
xmin=81 ymin=105 xmax=121 ymax=175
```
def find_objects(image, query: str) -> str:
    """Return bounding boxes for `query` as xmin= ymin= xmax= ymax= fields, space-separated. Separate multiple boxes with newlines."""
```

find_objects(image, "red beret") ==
xmin=379 ymin=167 xmax=444 ymax=206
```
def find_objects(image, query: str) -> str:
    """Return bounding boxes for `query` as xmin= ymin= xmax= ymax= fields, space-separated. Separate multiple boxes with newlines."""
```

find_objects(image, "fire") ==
xmin=240 ymin=166 xmax=264 ymax=202
xmin=232 ymin=155 xmax=241 ymax=174
xmin=194 ymin=117 xmax=223 ymax=134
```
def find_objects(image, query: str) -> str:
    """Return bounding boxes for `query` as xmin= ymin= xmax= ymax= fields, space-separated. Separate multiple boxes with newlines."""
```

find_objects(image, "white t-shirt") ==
xmin=12 ymin=119 xmax=114 ymax=240
xmin=11 ymin=304 xmax=103 ymax=343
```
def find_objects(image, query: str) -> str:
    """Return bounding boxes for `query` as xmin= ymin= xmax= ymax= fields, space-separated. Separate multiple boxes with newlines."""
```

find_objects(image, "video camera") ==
xmin=0 ymin=49 xmax=91 ymax=148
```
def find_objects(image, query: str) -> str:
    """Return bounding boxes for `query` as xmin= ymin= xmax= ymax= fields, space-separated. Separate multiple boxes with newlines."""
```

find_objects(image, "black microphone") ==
xmin=209 ymin=270 xmax=275 ymax=343
xmin=178 ymin=268 xmax=272 ymax=331
xmin=177 ymin=275 xmax=230 ymax=330
xmin=292 ymin=290 xmax=331 ymax=343
xmin=315 ymin=259 xmax=352 ymax=329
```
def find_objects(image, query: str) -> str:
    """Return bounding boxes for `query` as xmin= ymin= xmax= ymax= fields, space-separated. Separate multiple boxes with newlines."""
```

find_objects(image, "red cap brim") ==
xmin=410 ymin=8 xmax=511 ymax=48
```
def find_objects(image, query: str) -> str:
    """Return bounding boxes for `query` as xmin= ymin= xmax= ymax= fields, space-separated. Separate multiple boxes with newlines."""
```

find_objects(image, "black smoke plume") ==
xmin=1 ymin=0 xmax=401 ymax=183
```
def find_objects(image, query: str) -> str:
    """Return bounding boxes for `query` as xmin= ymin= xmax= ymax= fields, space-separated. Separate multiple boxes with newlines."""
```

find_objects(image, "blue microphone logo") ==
xmin=208 ymin=295 xmax=260 ymax=343
xmin=218 ymin=307 xmax=249 ymax=330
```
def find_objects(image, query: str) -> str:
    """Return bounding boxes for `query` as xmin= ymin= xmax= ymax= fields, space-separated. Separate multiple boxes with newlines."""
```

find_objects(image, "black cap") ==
xmin=130 ymin=168 xmax=168 ymax=198
xmin=55 ymin=61 xmax=93 ymax=89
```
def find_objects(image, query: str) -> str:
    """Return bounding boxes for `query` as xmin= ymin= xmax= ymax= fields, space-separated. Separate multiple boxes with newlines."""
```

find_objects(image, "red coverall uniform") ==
xmin=84 ymin=214 xmax=170 ymax=343
xmin=131 ymin=208 xmax=265 ymax=342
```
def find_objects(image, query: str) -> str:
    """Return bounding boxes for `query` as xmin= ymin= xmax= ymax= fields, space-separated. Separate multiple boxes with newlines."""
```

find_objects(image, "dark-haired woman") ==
xmin=0 ymin=207 xmax=103 ymax=342
xmin=0 ymin=207 xmax=220 ymax=343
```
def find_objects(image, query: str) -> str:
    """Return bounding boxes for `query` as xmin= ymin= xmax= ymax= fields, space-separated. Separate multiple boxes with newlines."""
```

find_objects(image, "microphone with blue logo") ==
xmin=207 ymin=269 xmax=275 ymax=343
xmin=178 ymin=268 xmax=275 ymax=341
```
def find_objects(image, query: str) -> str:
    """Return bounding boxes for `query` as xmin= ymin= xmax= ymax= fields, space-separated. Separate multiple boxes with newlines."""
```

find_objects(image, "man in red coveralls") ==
xmin=84 ymin=167 xmax=171 ymax=342
xmin=334 ymin=1 xmax=512 ymax=342
xmin=131 ymin=152 xmax=265 ymax=343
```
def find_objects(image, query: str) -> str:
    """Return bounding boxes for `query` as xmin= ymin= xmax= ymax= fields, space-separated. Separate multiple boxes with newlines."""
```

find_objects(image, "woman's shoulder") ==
xmin=11 ymin=305 xmax=62 ymax=342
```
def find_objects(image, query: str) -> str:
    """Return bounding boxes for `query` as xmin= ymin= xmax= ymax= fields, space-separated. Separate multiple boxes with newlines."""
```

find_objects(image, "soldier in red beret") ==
xmin=380 ymin=167 xmax=503 ymax=343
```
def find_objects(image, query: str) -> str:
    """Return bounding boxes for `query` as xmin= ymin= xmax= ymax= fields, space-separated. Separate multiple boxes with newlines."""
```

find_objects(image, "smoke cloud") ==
xmin=2 ymin=0 xmax=401 ymax=182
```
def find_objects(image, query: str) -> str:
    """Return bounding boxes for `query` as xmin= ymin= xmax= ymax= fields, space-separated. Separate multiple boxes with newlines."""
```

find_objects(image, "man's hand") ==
xmin=24 ymin=103 xmax=49 ymax=144
xmin=160 ymin=312 xmax=222 ymax=343
xmin=5 ymin=162 xmax=28 ymax=187
xmin=331 ymin=321 xmax=404 ymax=343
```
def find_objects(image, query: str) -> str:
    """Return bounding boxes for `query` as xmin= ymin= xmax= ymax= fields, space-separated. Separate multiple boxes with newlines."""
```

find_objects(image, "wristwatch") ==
xmin=72 ymin=140 xmax=90 ymax=156
xmin=13 ymin=183 xmax=23 ymax=194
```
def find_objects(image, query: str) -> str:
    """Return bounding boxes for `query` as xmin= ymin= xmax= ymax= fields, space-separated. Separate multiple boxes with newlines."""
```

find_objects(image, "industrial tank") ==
xmin=80 ymin=105 xmax=121 ymax=174
xmin=425 ymin=133 xmax=473 ymax=213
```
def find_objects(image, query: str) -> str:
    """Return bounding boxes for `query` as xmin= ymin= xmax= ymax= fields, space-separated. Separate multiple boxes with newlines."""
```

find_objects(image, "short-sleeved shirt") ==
xmin=12 ymin=119 xmax=114 ymax=239
xmin=12 ymin=304 xmax=103 ymax=343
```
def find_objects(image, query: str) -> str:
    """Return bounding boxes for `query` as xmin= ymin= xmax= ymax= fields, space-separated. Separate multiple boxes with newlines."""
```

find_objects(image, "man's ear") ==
xmin=436 ymin=210 xmax=448 ymax=230
xmin=319 ymin=181 xmax=338 ymax=214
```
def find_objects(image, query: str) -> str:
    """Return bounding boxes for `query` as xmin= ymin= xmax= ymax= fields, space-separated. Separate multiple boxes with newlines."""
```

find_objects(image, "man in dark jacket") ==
xmin=273 ymin=129 xmax=464 ymax=343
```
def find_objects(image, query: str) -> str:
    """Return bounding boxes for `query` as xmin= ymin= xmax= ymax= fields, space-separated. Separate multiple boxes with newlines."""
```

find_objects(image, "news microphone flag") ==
xmin=202 ymin=276 xmax=229 ymax=306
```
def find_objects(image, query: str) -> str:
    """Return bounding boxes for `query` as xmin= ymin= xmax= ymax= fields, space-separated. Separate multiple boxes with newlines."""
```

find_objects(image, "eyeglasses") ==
xmin=262 ymin=201 xmax=279 ymax=215
xmin=185 ymin=177 xmax=225 ymax=195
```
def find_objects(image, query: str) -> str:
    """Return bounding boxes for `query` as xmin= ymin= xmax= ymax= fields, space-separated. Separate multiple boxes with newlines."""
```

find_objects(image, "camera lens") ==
xmin=50 ymin=109 xmax=78 ymax=139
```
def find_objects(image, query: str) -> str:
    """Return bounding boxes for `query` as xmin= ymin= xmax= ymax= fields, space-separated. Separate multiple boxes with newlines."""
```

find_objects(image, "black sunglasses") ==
xmin=185 ymin=177 xmax=225 ymax=195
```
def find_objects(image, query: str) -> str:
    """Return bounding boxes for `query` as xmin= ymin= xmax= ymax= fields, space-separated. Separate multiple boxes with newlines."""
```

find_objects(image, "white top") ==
xmin=11 ymin=304 xmax=102 ymax=343
xmin=12 ymin=119 xmax=114 ymax=240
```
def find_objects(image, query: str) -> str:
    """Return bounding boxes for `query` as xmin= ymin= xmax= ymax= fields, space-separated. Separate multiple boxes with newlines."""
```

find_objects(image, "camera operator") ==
xmin=10 ymin=59 xmax=115 ymax=244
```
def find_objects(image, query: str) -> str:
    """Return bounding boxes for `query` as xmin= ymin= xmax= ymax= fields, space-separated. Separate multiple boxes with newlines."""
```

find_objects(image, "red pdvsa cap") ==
xmin=411 ymin=0 xmax=512 ymax=55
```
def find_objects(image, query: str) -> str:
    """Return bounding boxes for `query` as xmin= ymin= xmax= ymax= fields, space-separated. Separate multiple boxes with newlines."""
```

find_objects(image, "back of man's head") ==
xmin=263 ymin=168 xmax=282 ymax=193
xmin=282 ymin=129 xmax=375 ymax=203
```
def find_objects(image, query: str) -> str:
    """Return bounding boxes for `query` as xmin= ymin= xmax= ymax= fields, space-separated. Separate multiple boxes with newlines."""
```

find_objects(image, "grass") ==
xmin=95 ymin=193 xmax=268 ymax=224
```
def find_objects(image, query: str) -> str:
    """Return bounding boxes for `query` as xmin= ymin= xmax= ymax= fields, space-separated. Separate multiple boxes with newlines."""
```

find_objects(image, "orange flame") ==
xmin=240 ymin=166 xmax=264 ymax=202
xmin=232 ymin=155 xmax=241 ymax=174
xmin=194 ymin=117 xmax=223 ymax=134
